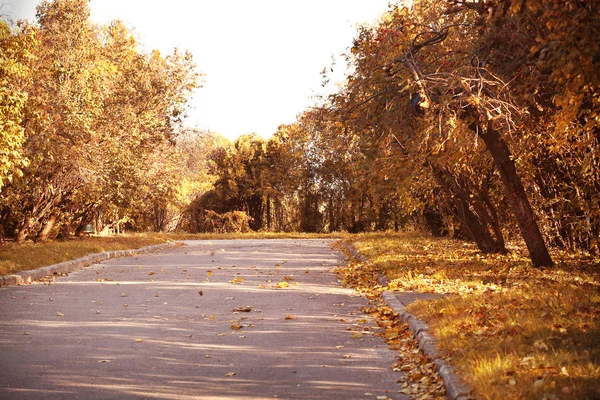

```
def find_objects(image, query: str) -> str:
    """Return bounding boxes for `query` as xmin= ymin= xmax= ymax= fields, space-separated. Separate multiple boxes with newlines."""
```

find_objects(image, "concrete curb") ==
xmin=0 ymin=242 xmax=180 ymax=288
xmin=339 ymin=241 xmax=474 ymax=400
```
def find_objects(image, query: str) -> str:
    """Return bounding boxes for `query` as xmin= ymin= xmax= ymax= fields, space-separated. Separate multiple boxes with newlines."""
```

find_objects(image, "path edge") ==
xmin=0 ymin=242 xmax=181 ymax=288
xmin=338 ymin=240 xmax=474 ymax=400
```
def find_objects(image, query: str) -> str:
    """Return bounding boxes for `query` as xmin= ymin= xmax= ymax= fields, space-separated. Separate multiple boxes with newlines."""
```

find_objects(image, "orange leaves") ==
xmin=230 ymin=322 xmax=243 ymax=331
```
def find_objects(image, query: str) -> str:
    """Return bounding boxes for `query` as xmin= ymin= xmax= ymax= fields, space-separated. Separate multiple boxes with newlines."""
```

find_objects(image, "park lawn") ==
xmin=0 ymin=232 xmax=342 ymax=276
xmin=342 ymin=231 xmax=600 ymax=400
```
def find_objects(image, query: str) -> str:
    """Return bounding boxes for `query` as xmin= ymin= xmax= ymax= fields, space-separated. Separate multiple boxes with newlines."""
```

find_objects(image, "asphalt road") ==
xmin=0 ymin=239 xmax=409 ymax=400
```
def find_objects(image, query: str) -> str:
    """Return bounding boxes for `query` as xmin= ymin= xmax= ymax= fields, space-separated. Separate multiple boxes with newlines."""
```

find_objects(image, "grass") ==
xmin=343 ymin=231 xmax=600 ymax=400
xmin=0 ymin=233 xmax=170 ymax=276
xmin=0 ymin=231 xmax=343 ymax=276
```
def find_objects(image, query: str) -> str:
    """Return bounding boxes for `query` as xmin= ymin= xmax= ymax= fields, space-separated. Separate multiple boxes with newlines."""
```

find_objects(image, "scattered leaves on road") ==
xmin=232 ymin=306 xmax=252 ymax=312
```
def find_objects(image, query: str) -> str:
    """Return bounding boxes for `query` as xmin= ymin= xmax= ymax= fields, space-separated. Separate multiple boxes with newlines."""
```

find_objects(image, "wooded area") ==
xmin=1 ymin=0 xmax=598 ymax=267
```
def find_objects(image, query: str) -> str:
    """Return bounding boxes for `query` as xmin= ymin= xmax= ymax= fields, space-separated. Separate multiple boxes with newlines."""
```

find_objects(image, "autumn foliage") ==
xmin=1 ymin=0 xmax=599 ymax=267
xmin=0 ymin=0 xmax=200 ymax=241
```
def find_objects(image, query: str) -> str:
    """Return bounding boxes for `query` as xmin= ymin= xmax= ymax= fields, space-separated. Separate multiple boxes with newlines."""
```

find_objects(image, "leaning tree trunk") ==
xmin=470 ymin=112 xmax=553 ymax=267
xmin=36 ymin=213 xmax=59 ymax=242
xmin=430 ymin=163 xmax=506 ymax=253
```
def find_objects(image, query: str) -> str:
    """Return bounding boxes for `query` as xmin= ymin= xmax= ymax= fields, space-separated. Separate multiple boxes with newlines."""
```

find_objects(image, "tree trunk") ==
xmin=266 ymin=196 xmax=272 ymax=231
xmin=36 ymin=213 xmax=59 ymax=242
xmin=429 ymin=163 xmax=506 ymax=253
xmin=16 ymin=217 xmax=35 ymax=243
xmin=472 ymin=114 xmax=553 ymax=267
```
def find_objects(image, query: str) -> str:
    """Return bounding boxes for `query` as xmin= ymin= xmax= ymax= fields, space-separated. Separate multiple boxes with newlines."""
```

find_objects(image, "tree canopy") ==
xmin=2 ymin=0 xmax=598 ymax=266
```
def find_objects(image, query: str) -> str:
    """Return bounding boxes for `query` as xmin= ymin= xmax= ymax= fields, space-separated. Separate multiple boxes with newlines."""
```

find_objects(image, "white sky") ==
xmin=4 ymin=0 xmax=394 ymax=139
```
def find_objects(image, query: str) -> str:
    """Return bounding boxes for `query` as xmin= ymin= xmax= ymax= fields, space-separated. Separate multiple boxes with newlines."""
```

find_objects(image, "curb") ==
xmin=0 ymin=242 xmax=180 ymax=288
xmin=340 ymin=241 xmax=474 ymax=400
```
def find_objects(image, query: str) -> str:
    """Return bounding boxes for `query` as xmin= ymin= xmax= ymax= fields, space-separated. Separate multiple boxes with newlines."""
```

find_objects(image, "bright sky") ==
xmin=4 ymin=0 xmax=394 ymax=139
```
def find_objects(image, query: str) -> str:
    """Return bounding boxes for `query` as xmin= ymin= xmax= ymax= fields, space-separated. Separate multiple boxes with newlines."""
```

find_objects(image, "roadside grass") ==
xmin=0 ymin=231 xmax=343 ymax=276
xmin=343 ymin=231 xmax=600 ymax=400
xmin=0 ymin=233 xmax=169 ymax=276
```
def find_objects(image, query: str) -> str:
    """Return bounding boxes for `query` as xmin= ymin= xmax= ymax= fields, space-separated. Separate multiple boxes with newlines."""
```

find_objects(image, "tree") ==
xmin=0 ymin=20 xmax=35 ymax=191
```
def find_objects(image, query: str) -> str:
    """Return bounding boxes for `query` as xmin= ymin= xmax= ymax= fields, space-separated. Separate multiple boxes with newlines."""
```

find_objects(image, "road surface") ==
xmin=0 ymin=239 xmax=408 ymax=399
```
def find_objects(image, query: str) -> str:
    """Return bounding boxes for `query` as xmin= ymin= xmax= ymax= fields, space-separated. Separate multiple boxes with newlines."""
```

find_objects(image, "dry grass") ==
xmin=0 ymin=231 xmax=344 ymax=276
xmin=344 ymin=231 xmax=600 ymax=400
xmin=0 ymin=233 xmax=170 ymax=276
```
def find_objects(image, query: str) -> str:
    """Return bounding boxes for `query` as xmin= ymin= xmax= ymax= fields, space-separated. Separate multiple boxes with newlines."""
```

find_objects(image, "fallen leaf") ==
xmin=233 ymin=306 xmax=252 ymax=312
xmin=57 ymin=312 xmax=64 ymax=317
xmin=225 ymin=372 xmax=236 ymax=377
xmin=135 ymin=339 xmax=143 ymax=343
xmin=148 ymin=271 xmax=154 ymax=276
xmin=198 ymin=291 xmax=203 ymax=296
xmin=285 ymin=315 xmax=295 ymax=320
xmin=98 ymin=359 xmax=111 ymax=363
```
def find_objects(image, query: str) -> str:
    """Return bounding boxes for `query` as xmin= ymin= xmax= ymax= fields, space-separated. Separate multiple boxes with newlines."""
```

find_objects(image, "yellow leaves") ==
xmin=229 ymin=276 xmax=244 ymax=284
xmin=230 ymin=322 xmax=243 ymax=330
xmin=57 ymin=312 xmax=64 ymax=317
xmin=225 ymin=372 xmax=236 ymax=377
xmin=276 ymin=281 xmax=289 ymax=289
xmin=134 ymin=338 xmax=143 ymax=343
